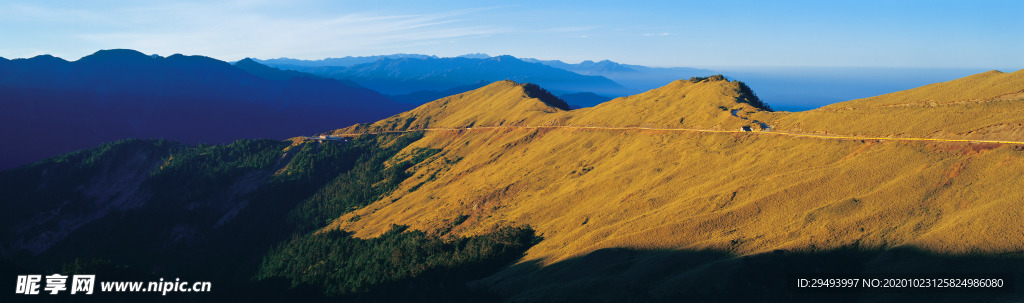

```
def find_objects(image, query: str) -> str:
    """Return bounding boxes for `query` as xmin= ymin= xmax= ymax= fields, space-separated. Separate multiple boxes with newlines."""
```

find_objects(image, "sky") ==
xmin=1 ymin=0 xmax=1021 ymax=70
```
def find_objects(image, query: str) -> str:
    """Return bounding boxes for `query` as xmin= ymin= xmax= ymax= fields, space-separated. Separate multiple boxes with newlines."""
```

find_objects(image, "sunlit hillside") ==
xmin=322 ymin=70 xmax=1024 ymax=300
xmin=338 ymin=76 xmax=772 ymax=134
xmin=339 ymin=80 xmax=570 ymax=133
xmin=824 ymin=70 xmax=1024 ymax=108
xmin=763 ymin=69 xmax=1024 ymax=141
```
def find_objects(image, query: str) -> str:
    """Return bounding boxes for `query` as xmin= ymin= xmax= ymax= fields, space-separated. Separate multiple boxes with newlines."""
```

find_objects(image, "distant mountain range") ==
xmin=0 ymin=49 xmax=408 ymax=170
xmin=257 ymin=54 xmax=990 ymax=112
xmin=257 ymin=53 xmax=438 ymax=68
xmin=256 ymin=55 xmax=634 ymax=102
xmin=519 ymin=57 xmax=713 ymax=89
xmin=254 ymin=53 xmax=714 ymax=106
xmin=253 ymin=54 xmax=705 ymax=105
xmin=256 ymin=54 xmax=712 ymax=96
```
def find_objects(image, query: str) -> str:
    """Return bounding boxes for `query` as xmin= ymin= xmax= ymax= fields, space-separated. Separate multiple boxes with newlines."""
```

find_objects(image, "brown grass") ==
xmin=321 ymin=70 xmax=1024 ymax=268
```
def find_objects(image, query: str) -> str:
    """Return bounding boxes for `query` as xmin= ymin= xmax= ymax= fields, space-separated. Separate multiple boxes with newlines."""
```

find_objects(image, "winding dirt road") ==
xmin=333 ymin=125 xmax=1024 ymax=145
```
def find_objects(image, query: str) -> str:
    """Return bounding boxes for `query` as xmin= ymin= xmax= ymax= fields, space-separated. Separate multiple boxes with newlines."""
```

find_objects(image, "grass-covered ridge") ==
xmin=689 ymin=74 xmax=770 ymax=111
xmin=319 ymin=71 xmax=1024 ymax=300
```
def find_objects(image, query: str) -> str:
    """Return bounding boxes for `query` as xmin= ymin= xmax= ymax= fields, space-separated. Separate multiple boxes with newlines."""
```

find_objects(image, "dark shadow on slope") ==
xmin=0 ymin=132 xmax=431 ymax=285
xmin=252 ymin=225 xmax=541 ymax=302
xmin=690 ymin=74 xmax=772 ymax=111
xmin=479 ymin=247 xmax=1022 ymax=303
xmin=521 ymin=83 xmax=571 ymax=111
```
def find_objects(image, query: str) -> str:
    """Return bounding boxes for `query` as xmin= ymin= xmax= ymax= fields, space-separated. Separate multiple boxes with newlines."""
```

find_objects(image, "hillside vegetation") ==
xmin=322 ymin=70 xmax=1024 ymax=300
xmin=339 ymin=76 xmax=770 ymax=134
xmin=0 ymin=133 xmax=536 ymax=300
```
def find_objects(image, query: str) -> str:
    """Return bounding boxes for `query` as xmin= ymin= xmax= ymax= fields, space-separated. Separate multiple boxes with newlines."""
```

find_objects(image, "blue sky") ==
xmin=1 ymin=0 xmax=1021 ymax=69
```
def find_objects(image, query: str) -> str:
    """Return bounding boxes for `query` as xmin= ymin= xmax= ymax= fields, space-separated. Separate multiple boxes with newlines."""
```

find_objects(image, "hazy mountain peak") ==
xmin=235 ymin=57 xmax=259 ymax=65
xmin=163 ymin=53 xmax=230 ymax=66
xmin=234 ymin=58 xmax=287 ymax=78
xmin=457 ymin=53 xmax=491 ymax=59
xmin=490 ymin=55 xmax=518 ymax=62
xmin=84 ymin=48 xmax=149 ymax=59
xmin=255 ymin=54 xmax=440 ymax=68
xmin=233 ymin=57 xmax=331 ymax=82
xmin=22 ymin=54 xmax=68 ymax=63
xmin=73 ymin=49 xmax=158 ymax=68
xmin=234 ymin=57 xmax=273 ymax=70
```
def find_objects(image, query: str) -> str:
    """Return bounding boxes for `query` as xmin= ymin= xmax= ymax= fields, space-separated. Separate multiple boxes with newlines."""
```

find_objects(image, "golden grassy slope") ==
xmin=561 ymin=78 xmax=768 ymax=130
xmin=337 ymin=78 xmax=772 ymax=134
xmin=331 ymin=128 xmax=1024 ymax=258
xmin=762 ymin=69 xmax=1024 ymax=141
xmin=322 ymin=70 xmax=1024 ymax=288
xmin=824 ymin=69 xmax=1024 ymax=108
xmin=334 ymin=80 xmax=570 ymax=134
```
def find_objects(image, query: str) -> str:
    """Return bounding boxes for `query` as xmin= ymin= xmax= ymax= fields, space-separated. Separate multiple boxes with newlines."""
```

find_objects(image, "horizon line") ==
xmin=1 ymin=49 xmax=1019 ymax=71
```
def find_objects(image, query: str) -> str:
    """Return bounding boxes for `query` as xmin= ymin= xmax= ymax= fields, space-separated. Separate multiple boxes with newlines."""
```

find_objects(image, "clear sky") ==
xmin=1 ymin=0 xmax=1021 ymax=69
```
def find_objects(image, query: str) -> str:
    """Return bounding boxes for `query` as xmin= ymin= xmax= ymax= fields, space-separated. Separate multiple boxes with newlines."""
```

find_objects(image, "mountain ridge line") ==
xmin=326 ymin=125 xmax=1024 ymax=146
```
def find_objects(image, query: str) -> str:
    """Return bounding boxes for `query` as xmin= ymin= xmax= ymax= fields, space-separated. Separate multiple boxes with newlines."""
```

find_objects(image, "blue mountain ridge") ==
xmin=259 ymin=55 xmax=637 ymax=98
xmin=0 ymin=49 xmax=409 ymax=170
xmin=260 ymin=54 xmax=988 ymax=112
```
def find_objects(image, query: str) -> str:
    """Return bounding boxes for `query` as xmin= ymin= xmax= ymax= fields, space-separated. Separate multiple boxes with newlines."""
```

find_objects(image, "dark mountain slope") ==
xmin=0 ymin=49 xmax=408 ymax=170
xmin=0 ymin=133 xmax=536 ymax=301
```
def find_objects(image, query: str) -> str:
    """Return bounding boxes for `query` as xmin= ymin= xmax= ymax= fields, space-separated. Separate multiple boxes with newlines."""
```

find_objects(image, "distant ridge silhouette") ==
xmin=260 ymin=55 xmax=634 ymax=97
xmin=0 ymin=49 xmax=408 ymax=170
